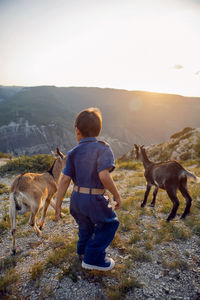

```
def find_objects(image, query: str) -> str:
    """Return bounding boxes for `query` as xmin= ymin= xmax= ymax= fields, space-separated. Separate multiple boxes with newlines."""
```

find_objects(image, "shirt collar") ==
xmin=79 ymin=137 xmax=97 ymax=144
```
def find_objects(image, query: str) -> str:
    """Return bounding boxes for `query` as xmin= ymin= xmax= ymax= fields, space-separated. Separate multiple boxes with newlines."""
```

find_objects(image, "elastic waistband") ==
xmin=73 ymin=185 xmax=105 ymax=195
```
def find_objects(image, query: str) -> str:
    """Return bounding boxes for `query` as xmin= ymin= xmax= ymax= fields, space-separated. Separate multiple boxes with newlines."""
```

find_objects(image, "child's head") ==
xmin=75 ymin=107 xmax=102 ymax=138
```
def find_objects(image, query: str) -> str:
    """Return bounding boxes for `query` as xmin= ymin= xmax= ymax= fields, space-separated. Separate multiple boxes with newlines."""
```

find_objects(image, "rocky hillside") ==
xmin=1 ymin=86 xmax=200 ymax=157
xmin=0 ymin=155 xmax=200 ymax=299
xmin=123 ymin=127 xmax=200 ymax=162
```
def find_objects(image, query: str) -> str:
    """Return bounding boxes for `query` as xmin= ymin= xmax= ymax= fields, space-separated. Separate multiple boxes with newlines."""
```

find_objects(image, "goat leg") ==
xmin=11 ymin=229 xmax=16 ymax=255
xmin=179 ymin=184 xmax=192 ymax=219
xmin=150 ymin=187 xmax=158 ymax=207
xmin=166 ymin=189 xmax=179 ymax=222
xmin=39 ymin=197 xmax=52 ymax=230
xmin=50 ymin=198 xmax=65 ymax=218
xmin=141 ymin=185 xmax=151 ymax=207
xmin=29 ymin=205 xmax=42 ymax=236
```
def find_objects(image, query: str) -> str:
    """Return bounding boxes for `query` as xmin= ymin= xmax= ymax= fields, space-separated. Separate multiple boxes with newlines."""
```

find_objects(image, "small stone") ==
xmin=164 ymin=287 xmax=170 ymax=294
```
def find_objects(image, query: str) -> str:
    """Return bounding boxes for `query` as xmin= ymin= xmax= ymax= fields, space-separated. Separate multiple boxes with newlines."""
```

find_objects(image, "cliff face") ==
xmin=0 ymin=120 xmax=75 ymax=155
xmin=1 ymin=86 xmax=200 ymax=157
xmin=0 ymin=119 xmax=129 ymax=157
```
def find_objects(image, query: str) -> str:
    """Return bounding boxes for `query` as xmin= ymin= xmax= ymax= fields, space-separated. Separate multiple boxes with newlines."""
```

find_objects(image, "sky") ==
xmin=0 ymin=0 xmax=200 ymax=97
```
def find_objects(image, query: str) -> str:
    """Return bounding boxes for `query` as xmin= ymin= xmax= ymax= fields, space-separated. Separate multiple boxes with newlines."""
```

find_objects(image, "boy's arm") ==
xmin=55 ymin=174 xmax=71 ymax=221
xmin=99 ymin=169 xmax=121 ymax=209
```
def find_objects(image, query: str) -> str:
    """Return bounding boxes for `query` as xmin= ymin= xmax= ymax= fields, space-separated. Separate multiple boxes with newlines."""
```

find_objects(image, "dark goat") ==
xmin=134 ymin=144 xmax=199 ymax=222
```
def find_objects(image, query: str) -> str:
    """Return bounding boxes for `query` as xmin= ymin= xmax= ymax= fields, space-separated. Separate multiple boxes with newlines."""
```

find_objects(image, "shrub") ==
xmin=0 ymin=154 xmax=54 ymax=175
xmin=170 ymin=127 xmax=193 ymax=139
xmin=0 ymin=183 xmax=9 ymax=195
xmin=180 ymin=152 xmax=192 ymax=161
xmin=194 ymin=140 xmax=200 ymax=157
xmin=0 ymin=152 xmax=12 ymax=159
xmin=116 ymin=159 xmax=142 ymax=170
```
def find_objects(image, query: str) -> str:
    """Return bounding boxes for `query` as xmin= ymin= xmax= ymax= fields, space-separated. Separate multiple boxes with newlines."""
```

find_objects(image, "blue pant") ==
xmin=70 ymin=191 xmax=119 ymax=265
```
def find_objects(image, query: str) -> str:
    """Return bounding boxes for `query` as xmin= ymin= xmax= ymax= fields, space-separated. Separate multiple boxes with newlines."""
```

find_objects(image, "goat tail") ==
xmin=184 ymin=170 xmax=200 ymax=183
xmin=9 ymin=192 xmax=17 ymax=255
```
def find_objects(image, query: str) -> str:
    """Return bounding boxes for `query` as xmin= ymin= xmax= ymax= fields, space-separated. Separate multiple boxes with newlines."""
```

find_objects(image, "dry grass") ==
xmin=30 ymin=261 xmax=45 ymax=280
xmin=106 ymin=276 xmax=143 ymax=300
xmin=0 ymin=268 xmax=19 ymax=295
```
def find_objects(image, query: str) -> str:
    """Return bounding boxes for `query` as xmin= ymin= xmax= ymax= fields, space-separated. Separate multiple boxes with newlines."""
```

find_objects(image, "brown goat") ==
xmin=9 ymin=148 xmax=66 ymax=255
xmin=134 ymin=144 xmax=200 ymax=221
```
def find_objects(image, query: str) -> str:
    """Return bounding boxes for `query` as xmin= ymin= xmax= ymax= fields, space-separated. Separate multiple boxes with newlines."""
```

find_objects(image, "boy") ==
xmin=55 ymin=107 xmax=121 ymax=271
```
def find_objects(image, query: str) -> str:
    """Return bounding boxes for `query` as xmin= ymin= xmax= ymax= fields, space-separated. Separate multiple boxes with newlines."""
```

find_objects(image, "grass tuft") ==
xmin=162 ymin=259 xmax=189 ymax=271
xmin=46 ymin=237 xmax=77 ymax=267
xmin=106 ymin=276 xmax=142 ymax=300
xmin=59 ymin=258 xmax=81 ymax=282
xmin=0 ymin=268 xmax=19 ymax=294
xmin=130 ymin=247 xmax=152 ymax=262
xmin=30 ymin=261 xmax=45 ymax=281
xmin=156 ymin=221 xmax=192 ymax=243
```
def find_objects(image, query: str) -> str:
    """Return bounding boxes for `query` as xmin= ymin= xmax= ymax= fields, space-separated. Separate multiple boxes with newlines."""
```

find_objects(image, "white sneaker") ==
xmin=82 ymin=258 xmax=115 ymax=271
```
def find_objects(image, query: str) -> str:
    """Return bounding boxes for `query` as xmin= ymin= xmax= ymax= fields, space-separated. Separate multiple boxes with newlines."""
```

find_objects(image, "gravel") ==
xmin=0 ymin=172 xmax=200 ymax=300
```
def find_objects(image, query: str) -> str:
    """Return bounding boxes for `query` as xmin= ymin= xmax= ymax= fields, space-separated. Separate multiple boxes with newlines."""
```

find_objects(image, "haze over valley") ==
xmin=1 ymin=85 xmax=200 ymax=157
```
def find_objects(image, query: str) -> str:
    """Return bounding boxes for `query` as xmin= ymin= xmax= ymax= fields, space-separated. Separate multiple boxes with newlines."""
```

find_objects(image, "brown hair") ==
xmin=75 ymin=107 xmax=102 ymax=137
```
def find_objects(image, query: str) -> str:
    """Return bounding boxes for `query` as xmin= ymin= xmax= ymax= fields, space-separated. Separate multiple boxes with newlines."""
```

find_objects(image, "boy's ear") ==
xmin=75 ymin=126 xmax=83 ymax=137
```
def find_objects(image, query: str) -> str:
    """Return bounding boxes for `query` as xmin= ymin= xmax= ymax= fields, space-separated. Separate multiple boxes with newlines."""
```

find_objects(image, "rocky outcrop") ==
xmin=123 ymin=127 xmax=200 ymax=162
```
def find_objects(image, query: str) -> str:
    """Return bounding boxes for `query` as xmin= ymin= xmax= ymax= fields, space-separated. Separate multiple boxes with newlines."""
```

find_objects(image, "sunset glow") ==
xmin=0 ymin=0 xmax=200 ymax=96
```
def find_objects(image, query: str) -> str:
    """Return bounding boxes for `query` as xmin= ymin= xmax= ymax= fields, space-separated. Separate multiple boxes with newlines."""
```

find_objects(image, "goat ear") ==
xmin=51 ymin=150 xmax=58 ymax=157
xmin=141 ymin=145 xmax=145 ymax=148
xmin=51 ymin=150 xmax=56 ymax=156
xmin=134 ymin=144 xmax=139 ymax=150
xmin=56 ymin=148 xmax=64 ymax=159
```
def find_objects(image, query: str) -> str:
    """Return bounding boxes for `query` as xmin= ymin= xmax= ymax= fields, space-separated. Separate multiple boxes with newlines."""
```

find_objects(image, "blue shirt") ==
xmin=63 ymin=137 xmax=115 ymax=188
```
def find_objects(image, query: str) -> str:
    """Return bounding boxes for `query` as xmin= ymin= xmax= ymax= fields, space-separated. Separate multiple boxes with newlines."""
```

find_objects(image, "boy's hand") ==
xmin=114 ymin=197 xmax=121 ymax=210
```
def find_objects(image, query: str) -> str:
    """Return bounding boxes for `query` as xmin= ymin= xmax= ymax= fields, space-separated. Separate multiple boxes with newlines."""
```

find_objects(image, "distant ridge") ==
xmin=0 ymin=85 xmax=200 ymax=157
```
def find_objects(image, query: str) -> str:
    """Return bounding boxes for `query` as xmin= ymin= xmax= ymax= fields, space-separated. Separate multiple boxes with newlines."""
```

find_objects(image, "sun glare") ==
xmin=0 ymin=0 xmax=200 ymax=96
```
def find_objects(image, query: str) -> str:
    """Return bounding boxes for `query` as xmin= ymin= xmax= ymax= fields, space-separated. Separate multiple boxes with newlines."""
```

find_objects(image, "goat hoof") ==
xmin=12 ymin=249 xmax=16 ymax=256
xmin=180 ymin=215 xmax=185 ymax=219
xmin=39 ymin=226 xmax=43 ymax=231
xmin=141 ymin=203 xmax=145 ymax=208
xmin=150 ymin=203 xmax=155 ymax=207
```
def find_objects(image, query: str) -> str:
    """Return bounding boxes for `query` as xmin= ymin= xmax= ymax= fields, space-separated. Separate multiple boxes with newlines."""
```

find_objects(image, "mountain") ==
xmin=123 ymin=127 xmax=200 ymax=162
xmin=0 ymin=85 xmax=200 ymax=157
